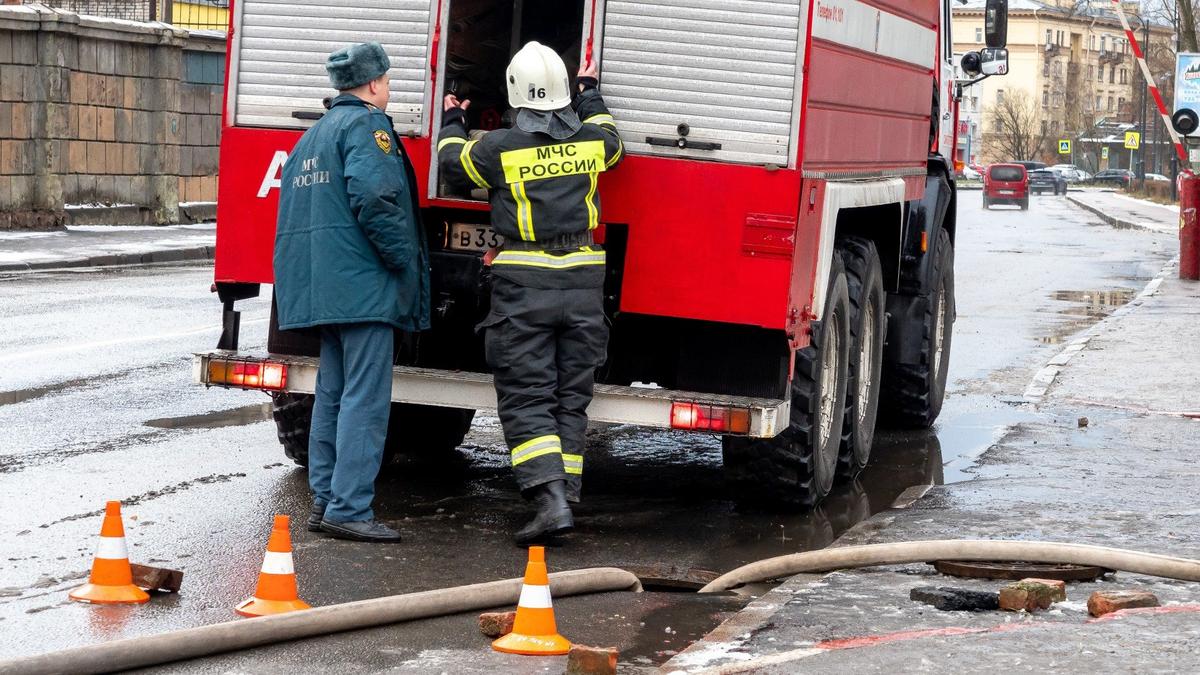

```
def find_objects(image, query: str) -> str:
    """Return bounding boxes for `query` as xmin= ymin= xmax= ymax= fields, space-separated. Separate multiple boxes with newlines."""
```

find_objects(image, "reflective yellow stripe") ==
xmin=563 ymin=453 xmax=583 ymax=476
xmin=511 ymin=435 xmax=562 ymax=466
xmin=510 ymin=181 xmax=535 ymax=241
xmin=460 ymin=140 xmax=490 ymax=189
xmin=500 ymin=140 xmax=607 ymax=184
xmin=437 ymin=136 xmax=466 ymax=152
xmin=606 ymin=140 xmax=623 ymax=169
xmin=585 ymin=173 xmax=599 ymax=230
xmin=493 ymin=248 xmax=606 ymax=269
xmin=582 ymin=113 xmax=615 ymax=128
xmin=519 ymin=181 xmax=534 ymax=241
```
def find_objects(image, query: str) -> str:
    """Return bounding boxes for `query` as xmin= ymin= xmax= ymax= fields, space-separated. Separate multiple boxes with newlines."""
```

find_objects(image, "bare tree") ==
xmin=985 ymin=90 xmax=1050 ymax=161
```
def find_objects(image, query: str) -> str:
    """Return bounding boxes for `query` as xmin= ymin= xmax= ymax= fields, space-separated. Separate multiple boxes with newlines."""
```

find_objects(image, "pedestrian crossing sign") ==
xmin=1058 ymin=140 xmax=1071 ymax=154
xmin=1125 ymin=131 xmax=1141 ymax=150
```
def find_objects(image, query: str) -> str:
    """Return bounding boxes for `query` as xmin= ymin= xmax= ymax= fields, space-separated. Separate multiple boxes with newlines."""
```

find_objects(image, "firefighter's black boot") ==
xmin=514 ymin=479 xmax=574 ymax=546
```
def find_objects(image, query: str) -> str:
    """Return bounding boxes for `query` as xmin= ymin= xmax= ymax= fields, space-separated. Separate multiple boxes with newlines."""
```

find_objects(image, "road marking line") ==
xmin=0 ymin=318 xmax=268 ymax=363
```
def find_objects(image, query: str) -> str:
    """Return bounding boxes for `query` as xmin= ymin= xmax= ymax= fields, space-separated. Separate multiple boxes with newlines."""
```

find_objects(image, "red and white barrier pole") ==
xmin=1110 ymin=1 xmax=1187 ymax=165
xmin=1110 ymin=1 xmax=1199 ymax=277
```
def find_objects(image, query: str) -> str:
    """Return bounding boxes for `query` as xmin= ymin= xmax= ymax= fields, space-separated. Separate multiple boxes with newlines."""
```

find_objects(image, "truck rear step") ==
xmin=193 ymin=350 xmax=789 ymax=438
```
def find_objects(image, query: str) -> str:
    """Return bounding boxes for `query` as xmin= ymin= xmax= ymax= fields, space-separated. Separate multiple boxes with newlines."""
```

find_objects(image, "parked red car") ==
xmin=983 ymin=164 xmax=1029 ymax=210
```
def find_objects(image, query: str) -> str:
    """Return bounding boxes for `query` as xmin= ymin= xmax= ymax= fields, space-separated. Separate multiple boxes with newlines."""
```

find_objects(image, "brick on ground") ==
xmin=477 ymin=611 xmax=515 ymax=638
xmin=999 ymin=579 xmax=1065 ymax=612
xmin=1088 ymin=590 xmax=1160 ymax=617
xmin=565 ymin=645 xmax=618 ymax=675
xmin=130 ymin=563 xmax=183 ymax=592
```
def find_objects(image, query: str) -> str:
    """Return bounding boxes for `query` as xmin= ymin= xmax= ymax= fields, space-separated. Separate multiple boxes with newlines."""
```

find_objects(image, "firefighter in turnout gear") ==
xmin=438 ymin=42 xmax=623 ymax=545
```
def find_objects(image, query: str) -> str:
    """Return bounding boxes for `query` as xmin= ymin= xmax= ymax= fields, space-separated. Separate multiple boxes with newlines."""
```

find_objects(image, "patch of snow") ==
xmin=0 ymin=231 xmax=66 ymax=241
xmin=1109 ymin=192 xmax=1181 ymax=214
xmin=64 ymin=203 xmax=138 ymax=209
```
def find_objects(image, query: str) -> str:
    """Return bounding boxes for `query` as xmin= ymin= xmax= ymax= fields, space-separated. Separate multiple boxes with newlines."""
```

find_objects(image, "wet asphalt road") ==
xmin=0 ymin=192 xmax=1176 ymax=671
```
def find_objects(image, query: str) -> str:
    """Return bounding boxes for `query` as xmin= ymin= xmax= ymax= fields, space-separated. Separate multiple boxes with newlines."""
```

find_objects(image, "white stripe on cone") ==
xmin=517 ymin=584 xmax=553 ymax=609
xmin=261 ymin=550 xmax=295 ymax=575
xmin=94 ymin=536 xmax=129 ymax=560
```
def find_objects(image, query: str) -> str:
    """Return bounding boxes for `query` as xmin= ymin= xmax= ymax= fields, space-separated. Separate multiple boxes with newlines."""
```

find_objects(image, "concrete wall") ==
xmin=0 ymin=3 xmax=224 ymax=229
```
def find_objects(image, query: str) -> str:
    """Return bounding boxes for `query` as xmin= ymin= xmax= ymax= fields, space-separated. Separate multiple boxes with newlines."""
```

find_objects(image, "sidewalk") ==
xmin=1066 ymin=190 xmax=1179 ymax=235
xmin=0 ymin=223 xmax=215 ymax=272
xmin=664 ymin=215 xmax=1200 ymax=672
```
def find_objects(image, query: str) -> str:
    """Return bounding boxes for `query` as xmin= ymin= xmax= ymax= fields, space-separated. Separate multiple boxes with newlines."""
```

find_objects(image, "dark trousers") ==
xmin=308 ymin=322 xmax=394 ymax=522
xmin=482 ymin=278 xmax=608 ymax=494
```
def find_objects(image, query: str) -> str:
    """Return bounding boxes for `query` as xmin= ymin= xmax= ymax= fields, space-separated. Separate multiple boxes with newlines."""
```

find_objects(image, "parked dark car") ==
xmin=984 ymin=163 xmax=1029 ymax=210
xmin=1028 ymin=169 xmax=1067 ymax=195
xmin=1093 ymin=169 xmax=1134 ymax=187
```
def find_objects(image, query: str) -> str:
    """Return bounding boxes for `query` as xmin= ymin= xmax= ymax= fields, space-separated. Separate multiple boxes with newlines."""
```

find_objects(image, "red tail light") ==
xmin=670 ymin=402 xmax=751 ymax=434
xmin=208 ymin=358 xmax=288 ymax=391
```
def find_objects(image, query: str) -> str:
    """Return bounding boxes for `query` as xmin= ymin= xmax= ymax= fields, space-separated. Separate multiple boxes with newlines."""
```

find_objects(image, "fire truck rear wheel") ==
xmin=385 ymin=404 xmax=475 ymax=460
xmin=271 ymin=393 xmax=474 ymax=467
xmin=836 ymin=237 xmax=885 ymax=479
xmin=721 ymin=253 xmax=851 ymax=510
xmin=272 ymin=392 xmax=316 ymax=467
xmin=880 ymin=228 xmax=954 ymax=428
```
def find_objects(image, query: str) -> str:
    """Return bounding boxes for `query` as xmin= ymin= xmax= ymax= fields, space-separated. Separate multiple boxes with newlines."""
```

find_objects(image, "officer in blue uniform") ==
xmin=274 ymin=42 xmax=430 ymax=543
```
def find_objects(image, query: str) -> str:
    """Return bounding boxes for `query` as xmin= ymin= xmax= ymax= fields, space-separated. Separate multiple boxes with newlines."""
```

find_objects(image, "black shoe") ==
xmin=515 ymin=480 xmax=574 ymax=546
xmin=307 ymin=501 xmax=327 ymax=533
xmin=319 ymin=518 xmax=402 ymax=543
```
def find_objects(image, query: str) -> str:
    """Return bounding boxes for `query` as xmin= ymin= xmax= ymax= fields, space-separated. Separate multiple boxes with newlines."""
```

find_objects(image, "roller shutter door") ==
xmin=234 ymin=0 xmax=434 ymax=133
xmin=600 ymin=0 xmax=803 ymax=165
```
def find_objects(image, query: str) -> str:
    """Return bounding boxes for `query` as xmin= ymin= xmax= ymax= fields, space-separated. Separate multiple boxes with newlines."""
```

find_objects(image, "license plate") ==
xmin=449 ymin=223 xmax=502 ymax=252
xmin=999 ymin=190 xmax=1015 ymax=195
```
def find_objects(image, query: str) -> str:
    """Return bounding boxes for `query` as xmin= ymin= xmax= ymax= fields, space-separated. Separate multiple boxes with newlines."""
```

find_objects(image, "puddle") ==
xmin=1038 ymin=288 xmax=1137 ymax=344
xmin=0 ymin=375 xmax=106 ymax=407
xmin=144 ymin=403 xmax=272 ymax=430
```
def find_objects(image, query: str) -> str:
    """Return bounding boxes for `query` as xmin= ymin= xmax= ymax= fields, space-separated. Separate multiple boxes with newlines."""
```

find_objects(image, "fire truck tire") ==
xmin=385 ymin=404 xmax=475 ymax=459
xmin=722 ymin=253 xmax=851 ymax=510
xmin=836 ymin=237 xmax=885 ymax=479
xmin=880 ymin=228 xmax=954 ymax=429
xmin=1019 ymin=198 xmax=1029 ymax=210
xmin=271 ymin=393 xmax=474 ymax=468
xmin=272 ymin=392 xmax=315 ymax=467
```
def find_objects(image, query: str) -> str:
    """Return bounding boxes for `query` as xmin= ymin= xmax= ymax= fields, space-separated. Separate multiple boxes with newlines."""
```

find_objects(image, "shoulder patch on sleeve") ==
xmin=374 ymin=130 xmax=393 ymax=154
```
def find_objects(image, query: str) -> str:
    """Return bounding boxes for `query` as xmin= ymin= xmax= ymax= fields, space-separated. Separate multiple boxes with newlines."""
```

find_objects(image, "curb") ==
xmin=1066 ymin=195 xmax=1157 ymax=232
xmin=0 ymin=245 xmax=214 ymax=273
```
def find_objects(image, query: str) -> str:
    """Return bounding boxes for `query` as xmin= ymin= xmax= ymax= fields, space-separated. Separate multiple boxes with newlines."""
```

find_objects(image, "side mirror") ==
xmin=985 ymin=0 xmax=1008 ymax=49
xmin=980 ymin=48 xmax=1008 ymax=76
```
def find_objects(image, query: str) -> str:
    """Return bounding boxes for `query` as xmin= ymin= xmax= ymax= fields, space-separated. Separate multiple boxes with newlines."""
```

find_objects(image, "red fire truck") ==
xmin=195 ymin=0 xmax=1009 ymax=509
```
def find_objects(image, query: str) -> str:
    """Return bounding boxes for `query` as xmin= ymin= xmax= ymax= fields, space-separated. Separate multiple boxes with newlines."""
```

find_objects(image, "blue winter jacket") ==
xmin=274 ymin=94 xmax=430 ymax=332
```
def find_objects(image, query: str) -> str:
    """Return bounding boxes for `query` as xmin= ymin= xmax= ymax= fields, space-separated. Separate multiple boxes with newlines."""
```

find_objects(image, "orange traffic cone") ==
xmin=69 ymin=501 xmax=150 ymax=604
xmin=235 ymin=515 xmax=311 ymax=617
xmin=493 ymin=546 xmax=571 ymax=655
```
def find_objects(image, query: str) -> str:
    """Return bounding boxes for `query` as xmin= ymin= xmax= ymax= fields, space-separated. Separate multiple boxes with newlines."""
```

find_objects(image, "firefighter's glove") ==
xmin=576 ymin=76 xmax=599 ymax=93
xmin=442 ymin=105 xmax=468 ymax=130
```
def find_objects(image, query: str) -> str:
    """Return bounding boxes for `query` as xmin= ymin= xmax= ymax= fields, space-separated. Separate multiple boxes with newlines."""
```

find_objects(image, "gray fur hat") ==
xmin=326 ymin=43 xmax=390 ymax=91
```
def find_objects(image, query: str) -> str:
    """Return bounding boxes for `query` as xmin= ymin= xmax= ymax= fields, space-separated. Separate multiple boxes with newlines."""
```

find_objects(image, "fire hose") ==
xmin=699 ymin=540 xmax=1200 ymax=593
xmin=0 ymin=568 xmax=642 ymax=675
xmin=5 ymin=541 xmax=1200 ymax=674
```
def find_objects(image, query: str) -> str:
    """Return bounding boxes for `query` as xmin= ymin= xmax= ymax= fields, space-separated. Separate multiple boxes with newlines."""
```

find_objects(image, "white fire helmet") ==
xmin=506 ymin=42 xmax=572 ymax=112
